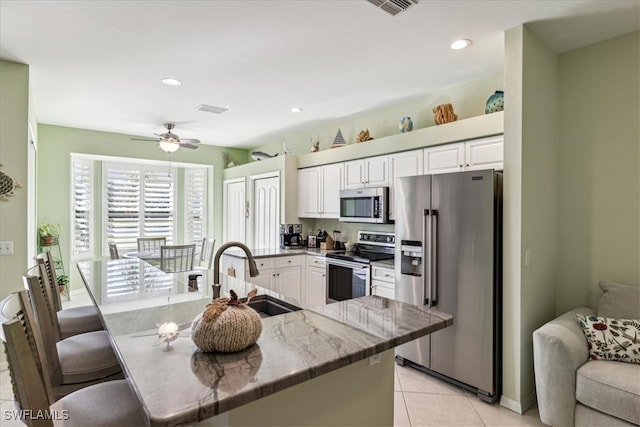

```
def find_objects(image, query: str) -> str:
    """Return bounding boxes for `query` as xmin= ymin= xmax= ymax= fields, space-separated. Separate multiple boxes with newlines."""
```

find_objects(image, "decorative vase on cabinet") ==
xmin=485 ymin=90 xmax=504 ymax=114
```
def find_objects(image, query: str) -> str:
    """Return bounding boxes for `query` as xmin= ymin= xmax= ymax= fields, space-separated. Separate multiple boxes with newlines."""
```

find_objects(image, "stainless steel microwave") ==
xmin=339 ymin=187 xmax=389 ymax=223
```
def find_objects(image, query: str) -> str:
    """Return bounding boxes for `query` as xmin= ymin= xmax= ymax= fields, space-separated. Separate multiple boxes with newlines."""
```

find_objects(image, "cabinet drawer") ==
xmin=307 ymin=256 xmax=327 ymax=268
xmin=371 ymin=266 xmax=394 ymax=283
xmin=371 ymin=281 xmax=395 ymax=299
xmin=275 ymin=255 xmax=301 ymax=268
xmin=254 ymin=258 xmax=275 ymax=270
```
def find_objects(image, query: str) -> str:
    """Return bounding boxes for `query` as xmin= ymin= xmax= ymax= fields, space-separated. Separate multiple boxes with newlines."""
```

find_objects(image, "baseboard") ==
xmin=500 ymin=391 xmax=537 ymax=415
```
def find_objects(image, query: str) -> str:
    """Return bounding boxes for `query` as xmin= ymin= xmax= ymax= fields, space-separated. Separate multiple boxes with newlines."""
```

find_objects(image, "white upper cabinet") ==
xmin=298 ymin=167 xmax=320 ymax=217
xmin=343 ymin=155 xmax=389 ymax=189
xmin=320 ymin=163 xmax=343 ymax=217
xmin=423 ymin=143 xmax=465 ymax=175
xmin=388 ymin=150 xmax=424 ymax=220
xmin=423 ymin=135 xmax=503 ymax=175
xmin=464 ymin=135 xmax=504 ymax=171
xmin=298 ymin=163 xmax=343 ymax=218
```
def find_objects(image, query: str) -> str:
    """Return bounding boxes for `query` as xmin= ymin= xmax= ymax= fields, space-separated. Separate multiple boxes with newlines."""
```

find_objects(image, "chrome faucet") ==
xmin=212 ymin=241 xmax=260 ymax=298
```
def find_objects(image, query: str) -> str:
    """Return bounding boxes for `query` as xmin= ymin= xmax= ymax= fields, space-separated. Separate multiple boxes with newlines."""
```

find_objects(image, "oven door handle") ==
xmin=325 ymin=259 xmax=369 ymax=270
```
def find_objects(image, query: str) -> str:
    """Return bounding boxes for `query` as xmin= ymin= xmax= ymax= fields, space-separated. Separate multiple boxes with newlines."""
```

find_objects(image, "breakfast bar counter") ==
xmin=77 ymin=259 xmax=452 ymax=426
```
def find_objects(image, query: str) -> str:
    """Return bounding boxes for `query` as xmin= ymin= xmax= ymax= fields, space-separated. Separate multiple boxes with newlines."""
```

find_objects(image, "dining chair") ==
xmin=159 ymin=243 xmax=196 ymax=273
xmin=137 ymin=236 xmax=166 ymax=252
xmin=108 ymin=242 xmax=120 ymax=259
xmin=1 ymin=292 xmax=147 ymax=427
xmin=23 ymin=268 xmax=123 ymax=399
xmin=36 ymin=252 xmax=103 ymax=340
xmin=196 ymin=237 xmax=216 ymax=270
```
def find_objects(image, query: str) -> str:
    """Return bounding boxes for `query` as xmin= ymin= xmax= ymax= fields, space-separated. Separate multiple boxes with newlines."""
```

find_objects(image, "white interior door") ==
xmin=223 ymin=178 xmax=246 ymax=244
xmin=253 ymin=175 xmax=279 ymax=249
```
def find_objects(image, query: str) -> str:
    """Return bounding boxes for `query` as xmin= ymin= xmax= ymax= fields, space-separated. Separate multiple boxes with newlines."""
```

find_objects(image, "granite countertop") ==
xmin=222 ymin=246 xmax=343 ymax=259
xmin=77 ymin=259 xmax=452 ymax=427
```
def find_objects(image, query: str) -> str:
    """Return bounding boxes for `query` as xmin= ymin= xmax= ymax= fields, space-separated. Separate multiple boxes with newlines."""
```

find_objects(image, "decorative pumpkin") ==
xmin=191 ymin=289 xmax=262 ymax=353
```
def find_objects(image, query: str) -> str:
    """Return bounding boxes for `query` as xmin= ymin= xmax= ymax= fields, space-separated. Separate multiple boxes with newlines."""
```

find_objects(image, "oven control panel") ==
xmin=357 ymin=231 xmax=395 ymax=247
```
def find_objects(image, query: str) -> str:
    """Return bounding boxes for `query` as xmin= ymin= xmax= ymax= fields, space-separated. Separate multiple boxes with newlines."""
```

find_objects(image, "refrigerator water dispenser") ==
xmin=400 ymin=241 xmax=423 ymax=277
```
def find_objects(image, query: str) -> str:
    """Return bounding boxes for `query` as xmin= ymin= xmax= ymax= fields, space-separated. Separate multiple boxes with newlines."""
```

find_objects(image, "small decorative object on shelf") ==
xmin=433 ymin=104 xmax=458 ymax=125
xmin=39 ymin=223 xmax=62 ymax=246
xmin=331 ymin=129 xmax=346 ymax=148
xmin=282 ymin=139 xmax=293 ymax=155
xmin=310 ymin=137 xmax=320 ymax=152
xmin=191 ymin=289 xmax=262 ymax=353
xmin=485 ymin=90 xmax=504 ymax=114
xmin=251 ymin=151 xmax=278 ymax=161
xmin=355 ymin=129 xmax=374 ymax=143
xmin=399 ymin=116 xmax=413 ymax=133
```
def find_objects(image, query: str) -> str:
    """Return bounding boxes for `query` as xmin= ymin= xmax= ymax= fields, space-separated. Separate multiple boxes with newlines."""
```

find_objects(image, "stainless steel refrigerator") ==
xmin=394 ymin=169 xmax=502 ymax=402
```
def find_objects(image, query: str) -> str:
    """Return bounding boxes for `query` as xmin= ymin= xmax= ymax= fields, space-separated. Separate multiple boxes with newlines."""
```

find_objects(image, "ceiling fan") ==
xmin=133 ymin=123 xmax=200 ymax=153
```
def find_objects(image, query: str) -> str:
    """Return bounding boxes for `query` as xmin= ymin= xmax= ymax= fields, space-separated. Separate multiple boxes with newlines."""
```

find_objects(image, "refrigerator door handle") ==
xmin=424 ymin=209 xmax=431 ymax=306
xmin=431 ymin=209 xmax=438 ymax=307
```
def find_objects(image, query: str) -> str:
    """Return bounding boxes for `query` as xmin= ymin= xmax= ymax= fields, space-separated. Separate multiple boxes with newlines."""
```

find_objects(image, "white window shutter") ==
xmin=71 ymin=158 xmax=94 ymax=260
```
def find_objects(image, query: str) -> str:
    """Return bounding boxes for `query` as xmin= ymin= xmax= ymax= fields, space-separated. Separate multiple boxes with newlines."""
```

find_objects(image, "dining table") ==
xmin=77 ymin=257 xmax=453 ymax=426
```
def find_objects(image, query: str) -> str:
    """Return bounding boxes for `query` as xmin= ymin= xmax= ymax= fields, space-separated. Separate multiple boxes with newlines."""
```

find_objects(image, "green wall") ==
xmin=247 ymin=73 xmax=503 ymax=157
xmin=36 ymin=124 xmax=247 ymax=291
xmin=0 ymin=60 xmax=30 ymax=299
xmin=557 ymin=30 xmax=640 ymax=311
xmin=503 ymin=27 xmax=639 ymax=413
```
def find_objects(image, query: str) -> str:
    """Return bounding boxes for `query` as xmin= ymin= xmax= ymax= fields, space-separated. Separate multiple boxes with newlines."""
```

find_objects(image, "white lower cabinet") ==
xmin=371 ymin=265 xmax=395 ymax=299
xmin=305 ymin=255 xmax=327 ymax=307
xmin=249 ymin=256 xmax=301 ymax=301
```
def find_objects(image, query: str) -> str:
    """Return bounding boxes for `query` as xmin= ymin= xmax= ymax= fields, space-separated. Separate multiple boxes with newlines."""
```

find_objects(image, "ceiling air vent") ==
xmin=197 ymin=104 xmax=229 ymax=114
xmin=366 ymin=0 xmax=418 ymax=16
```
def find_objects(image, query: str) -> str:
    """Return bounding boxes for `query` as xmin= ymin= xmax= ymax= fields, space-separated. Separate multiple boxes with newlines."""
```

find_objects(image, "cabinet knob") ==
xmin=459 ymin=164 xmax=463 ymax=168
xmin=466 ymin=164 xmax=469 ymax=167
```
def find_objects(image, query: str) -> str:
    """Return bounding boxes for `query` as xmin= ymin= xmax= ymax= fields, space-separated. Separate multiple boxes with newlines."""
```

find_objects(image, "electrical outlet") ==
xmin=0 ymin=241 xmax=14 ymax=255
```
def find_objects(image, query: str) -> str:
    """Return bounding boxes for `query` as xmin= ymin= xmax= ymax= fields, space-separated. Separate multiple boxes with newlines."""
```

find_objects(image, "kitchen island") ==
xmin=77 ymin=258 xmax=452 ymax=426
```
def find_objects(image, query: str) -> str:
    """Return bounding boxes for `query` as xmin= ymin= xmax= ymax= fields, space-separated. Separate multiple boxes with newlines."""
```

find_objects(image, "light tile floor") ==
xmin=1 ymin=290 xmax=546 ymax=426
xmin=394 ymin=363 xmax=546 ymax=427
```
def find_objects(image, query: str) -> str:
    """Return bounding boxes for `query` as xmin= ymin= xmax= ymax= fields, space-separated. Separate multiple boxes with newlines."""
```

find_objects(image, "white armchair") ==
xmin=533 ymin=279 xmax=640 ymax=426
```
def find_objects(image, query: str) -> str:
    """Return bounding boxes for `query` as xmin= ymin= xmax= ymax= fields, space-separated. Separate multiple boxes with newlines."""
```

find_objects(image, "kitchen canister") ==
xmin=191 ymin=289 xmax=262 ymax=352
xmin=485 ymin=90 xmax=504 ymax=114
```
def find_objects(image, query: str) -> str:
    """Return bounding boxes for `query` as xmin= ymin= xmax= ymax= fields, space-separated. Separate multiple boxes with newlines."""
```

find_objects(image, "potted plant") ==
xmin=39 ymin=223 xmax=62 ymax=246
xmin=57 ymin=274 xmax=69 ymax=294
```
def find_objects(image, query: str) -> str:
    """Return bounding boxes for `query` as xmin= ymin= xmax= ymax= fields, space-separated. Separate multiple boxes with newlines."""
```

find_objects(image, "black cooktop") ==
xmin=326 ymin=248 xmax=394 ymax=264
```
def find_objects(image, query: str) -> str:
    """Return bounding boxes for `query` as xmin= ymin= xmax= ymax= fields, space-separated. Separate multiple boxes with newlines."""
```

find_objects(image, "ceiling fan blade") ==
xmin=180 ymin=143 xmax=199 ymax=150
xmin=153 ymin=133 xmax=163 ymax=137
xmin=180 ymin=138 xmax=200 ymax=144
xmin=131 ymin=138 xmax=157 ymax=141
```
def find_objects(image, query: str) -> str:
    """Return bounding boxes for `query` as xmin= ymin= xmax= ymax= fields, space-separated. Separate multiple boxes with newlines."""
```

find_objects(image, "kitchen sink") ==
xmin=245 ymin=294 xmax=301 ymax=318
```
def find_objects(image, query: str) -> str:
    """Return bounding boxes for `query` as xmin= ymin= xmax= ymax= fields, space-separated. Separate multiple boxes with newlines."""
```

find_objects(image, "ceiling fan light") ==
xmin=159 ymin=140 xmax=180 ymax=153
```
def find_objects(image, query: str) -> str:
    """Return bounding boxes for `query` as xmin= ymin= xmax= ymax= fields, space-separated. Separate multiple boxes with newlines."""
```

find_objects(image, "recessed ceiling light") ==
xmin=450 ymin=39 xmax=472 ymax=50
xmin=290 ymin=107 xmax=303 ymax=113
xmin=162 ymin=78 xmax=183 ymax=86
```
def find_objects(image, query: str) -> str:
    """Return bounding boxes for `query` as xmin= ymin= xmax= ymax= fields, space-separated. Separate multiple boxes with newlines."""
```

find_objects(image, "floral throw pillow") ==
xmin=575 ymin=313 xmax=640 ymax=364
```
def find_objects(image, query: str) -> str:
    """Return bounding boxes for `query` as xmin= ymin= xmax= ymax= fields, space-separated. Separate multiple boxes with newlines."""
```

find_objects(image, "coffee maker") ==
xmin=280 ymin=224 xmax=303 ymax=248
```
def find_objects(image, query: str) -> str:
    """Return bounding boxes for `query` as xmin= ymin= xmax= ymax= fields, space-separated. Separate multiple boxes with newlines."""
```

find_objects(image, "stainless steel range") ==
xmin=325 ymin=231 xmax=395 ymax=303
